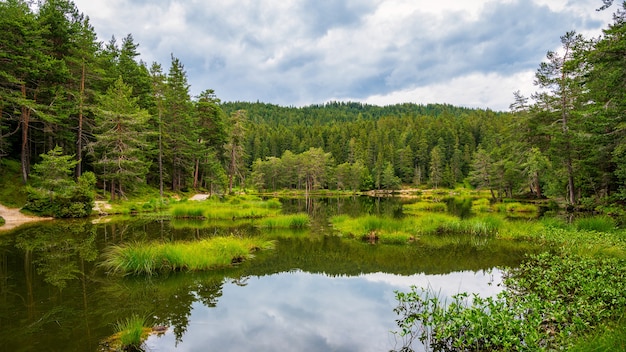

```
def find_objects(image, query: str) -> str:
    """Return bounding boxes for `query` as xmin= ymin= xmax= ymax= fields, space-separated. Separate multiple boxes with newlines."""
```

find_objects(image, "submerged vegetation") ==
xmin=101 ymin=236 xmax=275 ymax=275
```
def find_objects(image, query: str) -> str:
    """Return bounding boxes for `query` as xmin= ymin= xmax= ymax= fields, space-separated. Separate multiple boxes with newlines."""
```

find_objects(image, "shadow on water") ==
xmin=0 ymin=196 xmax=544 ymax=351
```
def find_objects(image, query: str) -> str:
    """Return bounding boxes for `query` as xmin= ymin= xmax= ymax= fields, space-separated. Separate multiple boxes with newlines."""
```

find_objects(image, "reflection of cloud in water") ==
xmin=145 ymin=270 xmax=503 ymax=352
xmin=361 ymin=270 xmax=503 ymax=298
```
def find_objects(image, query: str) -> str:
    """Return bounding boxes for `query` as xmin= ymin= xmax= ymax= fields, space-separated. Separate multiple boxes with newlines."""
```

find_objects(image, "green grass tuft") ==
xmin=115 ymin=314 xmax=148 ymax=349
xmin=575 ymin=215 xmax=616 ymax=233
xmin=404 ymin=201 xmax=447 ymax=213
xmin=255 ymin=213 xmax=310 ymax=229
xmin=101 ymin=236 xmax=275 ymax=275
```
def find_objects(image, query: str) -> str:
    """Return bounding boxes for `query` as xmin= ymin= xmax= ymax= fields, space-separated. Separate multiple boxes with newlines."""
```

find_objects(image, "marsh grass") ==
xmin=575 ymin=215 xmax=616 ymax=233
xmin=471 ymin=198 xmax=491 ymax=213
xmin=114 ymin=314 xmax=149 ymax=350
xmin=101 ymin=236 xmax=275 ymax=275
xmin=169 ymin=198 xmax=280 ymax=220
xmin=569 ymin=316 xmax=626 ymax=352
xmin=403 ymin=201 xmax=447 ymax=213
xmin=256 ymin=213 xmax=310 ymax=229
xmin=331 ymin=215 xmax=418 ymax=244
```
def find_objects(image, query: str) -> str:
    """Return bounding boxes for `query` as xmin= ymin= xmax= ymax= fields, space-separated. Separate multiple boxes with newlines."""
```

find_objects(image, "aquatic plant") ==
xmin=403 ymin=201 xmax=447 ymax=213
xmin=470 ymin=198 xmax=491 ymax=213
xmin=392 ymin=253 xmax=626 ymax=351
xmin=114 ymin=314 xmax=148 ymax=350
xmin=256 ymin=213 xmax=310 ymax=229
xmin=331 ymin=215 xmax=418 ymax=244
xmin=169 ymin=200 xmax=278 ymax=220
xmin=101 ymin=236 xmax=275 ymax=275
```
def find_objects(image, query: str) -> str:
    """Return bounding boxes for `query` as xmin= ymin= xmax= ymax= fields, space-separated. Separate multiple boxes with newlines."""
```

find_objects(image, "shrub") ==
xmin=392 ymin=253 xmax=626 ymax=351
xmin=23 ymin=148 xmax=95 ymax=218
xmin=0 ymin=216 xmax=4 ymax=226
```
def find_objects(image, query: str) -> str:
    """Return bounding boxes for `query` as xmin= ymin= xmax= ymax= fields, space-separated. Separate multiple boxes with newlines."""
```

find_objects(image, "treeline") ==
xmin=222 ymin=101 xmax=503 ymax=193
xmin=0 ymin=0 xmax=233 ymax=200
xmin=1 ymin=0 xmax=625 ymax=208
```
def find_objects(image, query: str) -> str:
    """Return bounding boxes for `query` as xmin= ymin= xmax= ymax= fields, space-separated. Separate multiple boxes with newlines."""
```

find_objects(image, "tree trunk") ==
xmin=76 ymin=60 xmax=85 ymax=178
xmin=20 ymin=84 xmax=30 ymax=184
xmin=193 ymin=158 xmax=200 ymax=189
xmin=157 ymin=108 xmax=164 ymax=198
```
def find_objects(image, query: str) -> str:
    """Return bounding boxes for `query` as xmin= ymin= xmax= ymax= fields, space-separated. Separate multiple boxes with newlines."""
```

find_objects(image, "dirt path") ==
xmin=0 ymin=204 xmax=52 ymax=232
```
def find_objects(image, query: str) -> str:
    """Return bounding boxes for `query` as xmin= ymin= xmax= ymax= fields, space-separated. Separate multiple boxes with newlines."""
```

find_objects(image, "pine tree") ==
xmin=91 ymin=77 xmax=150 ymax=199
xmin=163 ymin=55 xmax=196 ymax=191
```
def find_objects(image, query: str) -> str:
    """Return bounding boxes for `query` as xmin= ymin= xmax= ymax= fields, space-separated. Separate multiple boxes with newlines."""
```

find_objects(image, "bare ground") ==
xmin=0 ymin=204 xmax=52 ymax=232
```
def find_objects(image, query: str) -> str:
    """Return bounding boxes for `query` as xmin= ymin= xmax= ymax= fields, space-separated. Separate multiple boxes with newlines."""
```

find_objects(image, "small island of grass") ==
xmin=101 ymin=236 xmax=275 ymax=276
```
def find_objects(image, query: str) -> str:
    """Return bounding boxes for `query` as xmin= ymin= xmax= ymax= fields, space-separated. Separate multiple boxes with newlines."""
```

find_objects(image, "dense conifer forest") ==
xmin=2 ymin=0 xmax=626 ymax=214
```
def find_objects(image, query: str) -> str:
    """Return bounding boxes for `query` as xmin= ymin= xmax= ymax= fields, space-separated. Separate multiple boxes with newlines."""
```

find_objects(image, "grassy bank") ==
xmin=101 ymin=236 xmax=275 ymax=275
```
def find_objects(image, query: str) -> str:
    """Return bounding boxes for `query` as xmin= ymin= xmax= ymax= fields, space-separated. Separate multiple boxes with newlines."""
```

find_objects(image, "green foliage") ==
xmin=568 ymin=316 xmax=626 ymax=351
xmin=392 ymin=253 xmax=626 ymax=351
xmin=114 ymin=314 xmax=148 ymax=349
xmin=0 ymin=159 xmax=27 ymax=207
xmin=256 ymin=214 xmax=310 ymax=229
xmin=169 ymin=197 xmax=280 ymax=220
xmin=331 ymin=215 xmax=418 ymax=244
xmin=470 ymin=198 xmax=491 ymax=213
xmin=403 ymin=201 xmax=447 ymax=213
xmin=101 ymin=236 xmax=275 ymax=275
xmin=23 ymin=148 xmax=95 ymax=218
xmin=574 ymin=215 xmax=616 ymax=233
xmin=0 ymin=216 xmax=4 ymax=226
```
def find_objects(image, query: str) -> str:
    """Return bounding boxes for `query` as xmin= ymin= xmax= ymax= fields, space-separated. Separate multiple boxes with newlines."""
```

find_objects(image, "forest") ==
xmin=1 ymin=0 xmax=626 ymax=216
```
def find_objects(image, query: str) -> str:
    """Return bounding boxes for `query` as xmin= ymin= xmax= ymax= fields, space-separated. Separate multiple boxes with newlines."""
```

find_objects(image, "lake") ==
xmin=0 ymin=196 xmax=540 ymax=351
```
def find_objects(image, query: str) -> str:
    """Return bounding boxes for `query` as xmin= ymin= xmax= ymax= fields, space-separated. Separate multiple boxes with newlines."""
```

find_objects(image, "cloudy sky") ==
xmin=72 ymin=0 xmax=616 ymax=111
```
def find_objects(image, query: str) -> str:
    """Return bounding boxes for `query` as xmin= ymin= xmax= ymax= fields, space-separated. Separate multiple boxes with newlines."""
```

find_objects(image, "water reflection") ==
xmin=0 ymin=196 xmax=542 ymax=351
xmin=145 ymin=270 xmax=502 ymax=352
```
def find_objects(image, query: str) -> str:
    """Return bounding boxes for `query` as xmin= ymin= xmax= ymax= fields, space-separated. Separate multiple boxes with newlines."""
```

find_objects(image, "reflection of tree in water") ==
xmin=14 ymin=221 xmax=98 ymax=289
xmin=96 ymin=269 xmax=247 ymax=343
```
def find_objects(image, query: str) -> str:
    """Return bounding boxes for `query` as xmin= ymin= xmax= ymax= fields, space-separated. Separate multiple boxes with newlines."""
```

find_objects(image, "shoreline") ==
xmin=0 ymin=204 xmax=52 ymax=232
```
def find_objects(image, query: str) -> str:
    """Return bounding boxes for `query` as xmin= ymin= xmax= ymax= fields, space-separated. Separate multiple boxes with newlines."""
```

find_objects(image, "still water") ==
xmin=0 ymin=197 xmax=537 ymax=351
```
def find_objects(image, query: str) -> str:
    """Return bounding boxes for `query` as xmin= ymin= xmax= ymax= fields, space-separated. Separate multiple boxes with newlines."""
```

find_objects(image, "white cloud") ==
xmin=73 ymin=0 xmax=616 ymax=110
xmin=359 ymin=70 xmax=536 ymax=110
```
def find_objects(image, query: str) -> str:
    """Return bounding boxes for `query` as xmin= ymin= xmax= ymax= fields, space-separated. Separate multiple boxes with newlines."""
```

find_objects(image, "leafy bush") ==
xmin=0 ymin=216 xmax=4 ymax=226
xmin=392 ymin=253 xmax=626 ymax=351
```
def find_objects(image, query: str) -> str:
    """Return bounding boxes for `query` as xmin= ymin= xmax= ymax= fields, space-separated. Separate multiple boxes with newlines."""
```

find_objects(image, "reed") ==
xmin=101 ymin=236 xmax=275 ymax=275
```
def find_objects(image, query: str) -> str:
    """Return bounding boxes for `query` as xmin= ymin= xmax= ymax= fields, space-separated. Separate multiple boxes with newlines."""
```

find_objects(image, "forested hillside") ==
xmin=1 ymin=0 xmax=625 ymax=211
